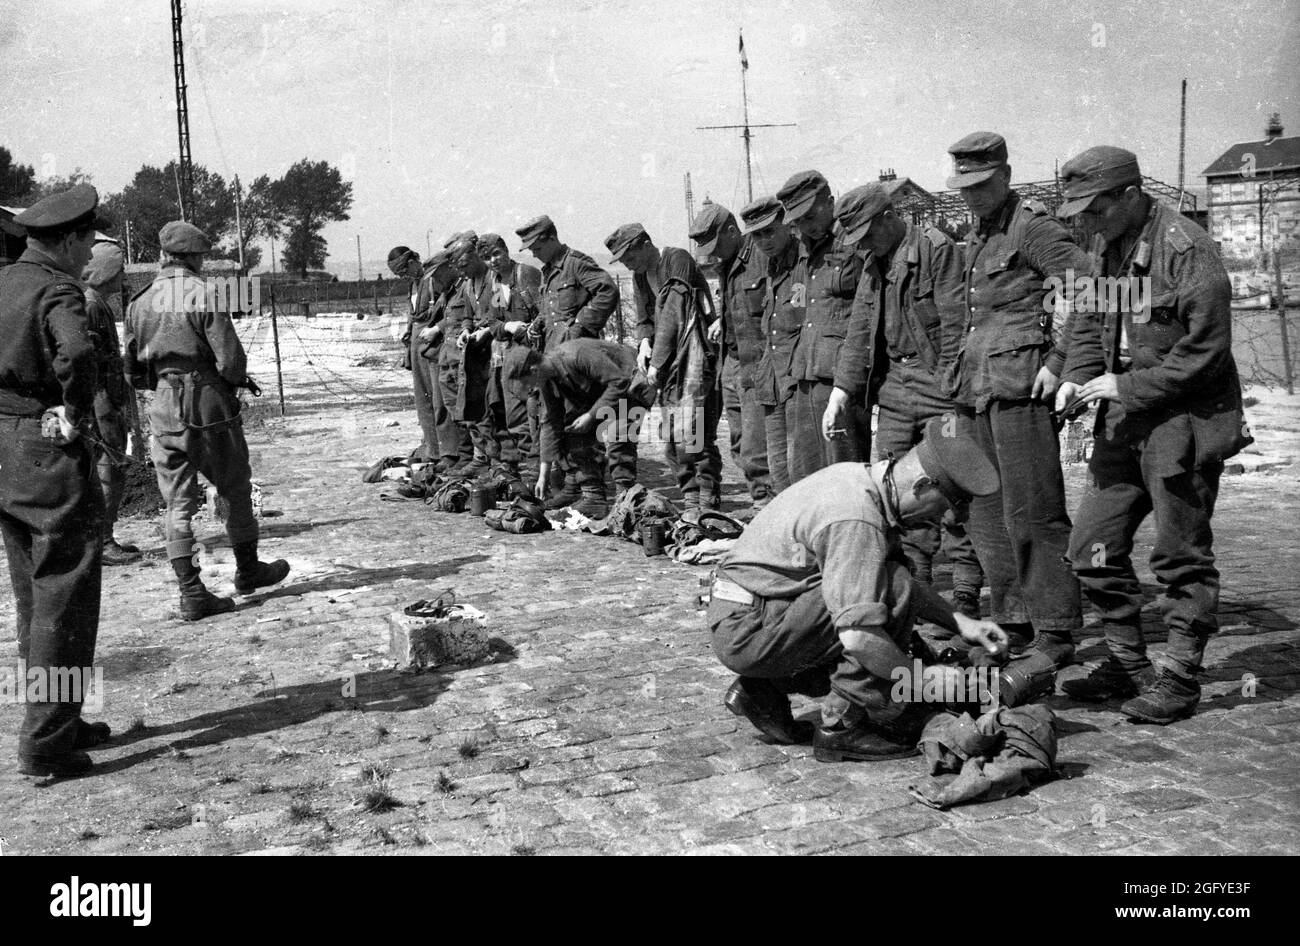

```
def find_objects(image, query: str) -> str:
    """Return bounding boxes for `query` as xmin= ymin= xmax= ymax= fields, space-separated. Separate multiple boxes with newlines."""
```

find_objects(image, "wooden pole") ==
xmin=270 ymin=233 xmax=286 ymax=414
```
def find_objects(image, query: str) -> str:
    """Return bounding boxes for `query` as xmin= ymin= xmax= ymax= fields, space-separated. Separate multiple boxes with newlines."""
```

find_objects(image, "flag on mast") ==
xmin=739 ymin=29 xmax=748 ymax=70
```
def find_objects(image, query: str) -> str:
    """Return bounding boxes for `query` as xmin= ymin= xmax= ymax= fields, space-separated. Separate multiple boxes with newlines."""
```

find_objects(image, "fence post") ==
xmin=269 ymin=284 xmax=287 ymax=416
xmin=1275 ymin=246 xmax=1294 ymax=394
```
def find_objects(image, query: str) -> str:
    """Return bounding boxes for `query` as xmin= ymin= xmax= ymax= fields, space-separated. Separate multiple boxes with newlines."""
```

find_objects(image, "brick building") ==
xmin=1203 ymin=114 xmax=1300 ymax=259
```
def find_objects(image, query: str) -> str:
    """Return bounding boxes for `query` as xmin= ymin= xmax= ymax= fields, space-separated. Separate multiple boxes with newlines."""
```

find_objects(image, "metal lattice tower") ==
xmin=171 ymin=0 xmax=196 ymax=221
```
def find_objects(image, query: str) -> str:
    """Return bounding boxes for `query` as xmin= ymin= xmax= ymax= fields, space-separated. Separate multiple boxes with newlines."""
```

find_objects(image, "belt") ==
xmin=710 ymin=574 xmax=755 ymax=606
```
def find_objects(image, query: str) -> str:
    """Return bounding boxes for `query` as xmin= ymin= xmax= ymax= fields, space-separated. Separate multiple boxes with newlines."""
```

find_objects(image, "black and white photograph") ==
xmin=0 ymin=0 xmax=1296 ymax=879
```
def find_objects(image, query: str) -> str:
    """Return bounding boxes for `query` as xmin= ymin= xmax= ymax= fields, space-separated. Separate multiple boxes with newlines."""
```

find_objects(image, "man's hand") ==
xmin=472 ymin=327 xmax=492 ymax=344
xmin=503 ymin=320 xmax=526 ymax=336
xmin=455 ymin=329 xmax=469 ymax=350
xmin=821 ymin=386 xmax=850 ymax=442
xmin=645 ymin=365 xmax=659 ymax=387
xmin=1031 ymin=366 xmax=1059 ymax=403
xmin=418 ymin=325 xmax=442 ymax=342
xmin=1076 ymin=372 xmax=1120 ymax=405
xmin=565 ymin=411 xmax=596 ymax=434
xmin=1055 ymin=380 xmax=1082 ymax=414
xmin=954 ymin=613 xmax=1009 ymax=658
xmin=535 ymin=461 xmax=551 ymax=500
xmin=706 ymin=319 xmax=723 ymax=344
xmin=41 ymin=407 xmax=79 ymax=445
xmin=637 ymin=339 xmax=652 ymax=374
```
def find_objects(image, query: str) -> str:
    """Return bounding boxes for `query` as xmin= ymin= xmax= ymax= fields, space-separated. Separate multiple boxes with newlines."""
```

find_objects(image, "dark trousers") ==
xmin=761 ymin=399 xmax=792 ymax=493
xmin=1069 ymin=433 xmax=1222 ymax=674
xmin=663 ymin=386 xmax=722 ymax=503
xmin=569 ymin=406 xmax=644 ymax=493
xmin=0 ymin=416 xmax=104 ymax=762
xmin=433 ymin=350 xmax=472 ymax=466
xmin=788 ymin=379 xmax=869 ymax=484
xmin=93 ymin=398 xmax=128 ymax=533
xmin=721 ymin=354 xmax=773 ymax=504
xmin=409 ymin=328 xmax=440 ymax=461
xmin=964 ymin=400 xmax=1081 ymax=632
xmin=149 ymin=376 xmax=260 ymax=562
xmin=874 ymin=364 xmax=983 ymax=595
xmin=708 ymin=561 xmax=916 ymax=723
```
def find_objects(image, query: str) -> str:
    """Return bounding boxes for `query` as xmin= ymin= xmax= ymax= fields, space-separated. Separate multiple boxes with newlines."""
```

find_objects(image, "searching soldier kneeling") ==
xmin=124 ymin=221 xmax=290 ymax=620
xmin=707 ymin=417 xmax=1009 ymax=762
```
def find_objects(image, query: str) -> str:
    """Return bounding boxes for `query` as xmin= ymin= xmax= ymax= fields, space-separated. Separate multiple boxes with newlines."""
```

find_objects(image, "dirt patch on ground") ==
xmin=118 ymin=460 xmax=165 ymax=519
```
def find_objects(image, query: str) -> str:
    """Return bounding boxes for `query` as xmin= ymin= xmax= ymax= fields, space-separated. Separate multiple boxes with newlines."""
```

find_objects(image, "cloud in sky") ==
xmin=2 ymin=0 xmax=1296 ymax=274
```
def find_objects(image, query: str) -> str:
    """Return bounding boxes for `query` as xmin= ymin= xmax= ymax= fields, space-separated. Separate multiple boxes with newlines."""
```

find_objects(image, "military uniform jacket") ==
xmin=833 ymin=223 xmax=965 ymax=400
xmin=750 ymin=240 xmax=801 ymax=407
xmin=536 ymin=338 xmax=654 ymax=463
xmin=719 ymin=236 xmax=769 ymax=386
xmin=641 ymin=247 xmax=714 ymax=378
xmin=1062 ymin=199 xmax=1252 ymax=473
xmin=788 ymin=233 xmax=865 ymax=383
xmin=950 ymin=191 xmax=1093 ymax=412
xmin=487 ymin=260 xmax=542 ymax=341
xmin=538 ymin=245 xmax=619 ymax=342
xmin=0 ymin=247 xmax=97 ymax=425
xmin=85 ymin=286 xmax=129 ymax=411
xmin=124 ymin=263 xmax=247 ymax=388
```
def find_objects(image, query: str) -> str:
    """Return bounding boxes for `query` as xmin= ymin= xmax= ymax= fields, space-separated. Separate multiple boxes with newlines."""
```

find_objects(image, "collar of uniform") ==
xmin=769 ymin=238 xmax=798 ymax=277
xmin=798 ymin=230 xmax=833 ymax=263
xmin=886 ymin=223 xmax=920 ymax=278
xmin=975 ymin=191 xmax=1018 ymax=238
xmin=17 ymin=246 xmax=81 ymax=279
xmin=541 ymin=244 xmax=571 ymax=277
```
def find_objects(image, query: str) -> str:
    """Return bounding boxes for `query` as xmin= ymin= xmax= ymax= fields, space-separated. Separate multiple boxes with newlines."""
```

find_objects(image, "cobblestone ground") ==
xmin=2 ymin=357 xmax=1297 ymax=856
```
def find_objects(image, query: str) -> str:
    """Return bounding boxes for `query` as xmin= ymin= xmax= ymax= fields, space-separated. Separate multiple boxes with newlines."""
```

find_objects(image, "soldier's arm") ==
xmin=573 ymin=256 xmax=619 ymax=334
xmin=1116 ymin=241 xmax=1234 ymax=412
xmin=631 ymin=274 xmax=655 ymax=343
xmin=581 ymin=345 xmax=633 ymax=418
xmin=929 ymin=237 xmax=968 ymax=367
xmin=1022 ymin=214 xmax=1094 ymax=376
xmin=41 ymin=283 xmax=98 ymax=427
xmin=203 ymin=308 xmax=249 ymax=386
xmin=537 ymin=381 xmax=565 ymax=464
xmin=831 ymin=262 xmax=879 ymax=395
xmin=649 ymin=283 xmax=687 ymax=375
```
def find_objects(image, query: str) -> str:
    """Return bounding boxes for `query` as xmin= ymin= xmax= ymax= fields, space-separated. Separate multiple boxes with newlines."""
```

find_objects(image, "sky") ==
xmin=2 ymin=0 xmax=1297 ymax=275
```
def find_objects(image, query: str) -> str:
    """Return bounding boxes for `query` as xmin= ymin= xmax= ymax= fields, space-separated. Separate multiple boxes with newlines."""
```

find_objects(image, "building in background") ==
xmin=1203 ymin=114 xmax=1300 ymax=261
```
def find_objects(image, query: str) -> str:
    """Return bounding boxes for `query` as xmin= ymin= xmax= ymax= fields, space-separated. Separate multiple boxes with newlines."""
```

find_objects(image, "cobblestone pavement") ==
xmin=2 ymin=357 xmax=1297 ymax=856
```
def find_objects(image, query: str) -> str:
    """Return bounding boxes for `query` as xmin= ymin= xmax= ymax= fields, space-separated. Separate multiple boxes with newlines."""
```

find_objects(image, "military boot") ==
xmin=572 ymin=486 xmax=609 ymax=520
xmin=1019 ymin=629 xmax=1076 ymax=669
xmin=103 ymin=538 xmax=142 ymax=566
xmin=1120 ymin=667 xmax=1201 ymax=724
xmin=232 ymin=541 xmax=291 ymax=594
xmin=951 ymin=588 xmax=982 ymax=621
xmin=172 ymin=558 xmax=235 ymax=621
xmin=543 ymin=480 xmax=582 ymax=510
xmin=1062 ymin=658 xmax=1154 ymax=702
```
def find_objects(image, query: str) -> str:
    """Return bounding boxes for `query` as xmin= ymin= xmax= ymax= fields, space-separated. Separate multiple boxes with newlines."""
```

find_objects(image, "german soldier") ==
xmin=0 ymin=184 xmax=108 ymax=776
xmin=387 ymin=244 xmax=441 ymax=465
xmin=124 ymin=221 xmax=289 ymax=620
xmin=1054 ymin=146 xmax=1253 ymax=723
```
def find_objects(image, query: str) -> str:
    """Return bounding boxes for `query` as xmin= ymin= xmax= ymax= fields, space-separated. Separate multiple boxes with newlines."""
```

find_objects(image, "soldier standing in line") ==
xmin=416 ymin=249 xmax=473 ymax=475
xmin=514 ymin=215 xmax=620 ymax=508
xmin=607 ymin=222 xmax=722 ymax=513
xmin=689 ymin=203 xmax=773 ymax=519
xmin=775 ymin=170 xmax=868 ymax=481
xmin=124 ymin=221 xmax=289 ymax=620
xmin=447 ymin=237 xmax=505 ymax=484
xmin=823 ymin=182 xmax=985 ymax=618
xmin=1054 ymin=146 xmax=1253 ymax=723
xmin=741 ymin=196 xmax=800 ymax=494
xmin=0 ymin=184 xmax=109 ymax=777
xmin=943 ymin=132 xmax=1091 ymax=667
xmin=81 ymin=240 xmax=143 ymax=566
xmin=387 ymin=245 xmax=440 ymax=466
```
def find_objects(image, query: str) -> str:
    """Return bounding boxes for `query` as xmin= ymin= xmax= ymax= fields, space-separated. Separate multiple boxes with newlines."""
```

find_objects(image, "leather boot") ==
xmin=103 ymin=538 xmax=142 ymax=566
xmin=1062 ymin=658 xmax=1154 ymax=702
xmin=1120 ymin=667 xmax=1200 ymax=724
xmin=544 ymin=480 xmax=582 ymax=511
xmin=1020 ymin=629 xmax=1076 ymax=669
xmin=572 ymin=486 xmax=609 ymax=519
xmin=232 ymin=541 xmax=291 ymax=594
xmin=951 ymin=589 xmax=982 ymax=621
xmin=172 ymin=557 xmax=235 ymax=621
xmin=725 ymin=677 xmax=813 ymax=744
xmin=813 ymin=708 xmax=925 ymax=762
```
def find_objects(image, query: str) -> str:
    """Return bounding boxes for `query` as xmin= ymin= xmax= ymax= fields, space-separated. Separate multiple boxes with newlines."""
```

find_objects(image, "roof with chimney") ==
xmin=1203 ymin=114 xmax=1300 ymax=179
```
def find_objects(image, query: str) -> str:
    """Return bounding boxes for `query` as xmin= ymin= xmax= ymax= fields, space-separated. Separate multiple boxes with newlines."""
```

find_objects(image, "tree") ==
xmin=226 ymin=174 xmax=280 ymax=273
xmin=101 ymin=162 xmax=234 ymax=262
xmin=25 ymin=169 xmax=96 ymax=204
xmin=0 ymin=146 xmax=36 ymax=203
xmin=269 ymin=158 xmax=352 ymax=278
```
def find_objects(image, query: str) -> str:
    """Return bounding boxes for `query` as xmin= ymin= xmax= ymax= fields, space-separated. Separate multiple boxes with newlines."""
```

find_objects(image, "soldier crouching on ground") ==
xmin=123 ymin=221 xmax=289 ymax=621
xmin=707 ymin=417 xmax=1009 ymax=762
xmin=504 ymin=338 xmax=652 ymax=518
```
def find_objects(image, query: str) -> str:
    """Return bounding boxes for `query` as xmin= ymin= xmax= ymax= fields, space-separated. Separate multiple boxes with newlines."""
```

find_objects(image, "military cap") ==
xmin=478 ymin=232 xmax=508 ymax=253
xmin=688 ymin=203 xmax=735 ymax=255
xmin=13 ymin=183 xmax=107 ymax=234
xmin=834 ymin=183 xmax=894 ymax=245
xmin=443 ymin=230 xmax=477 ymax=250
xmin=1056 ymin=146 xmax=1143 ymax=218
xmin=514 ymin=215 xmax=556 ymax=249
xmin=448 ymin=237 xmax=479 ymax=259
xmin=81 ymin=241 xmax=125 ymax=287
xmin=159 ymin=220 xmax=212 ymax=254
xmin=946 ymin=132 xmax=1009 ymax=189
xmin=387 ymin=245 xmax=419 ymax=275
xmin=776 ymin=169 xmax=830 ymax=223
xmin=423 ymin=249 xmax=454 ymax=271
xmin=604 ymin=222 xmax=648 ymax=262
xmin=913 ymin=415 xmax=999 ymax=504
xmin=739 ymin=196 xmax=784 ymax=233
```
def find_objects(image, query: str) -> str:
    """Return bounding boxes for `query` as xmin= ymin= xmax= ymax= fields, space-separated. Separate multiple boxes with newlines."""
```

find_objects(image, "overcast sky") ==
xmin=2 ymin=0 xmax=1297 ymax=275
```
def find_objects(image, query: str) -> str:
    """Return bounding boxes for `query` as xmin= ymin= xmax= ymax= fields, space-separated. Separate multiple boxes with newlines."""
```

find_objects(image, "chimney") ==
xmin=1265 ymin=112 xmax=1283 ymax=140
